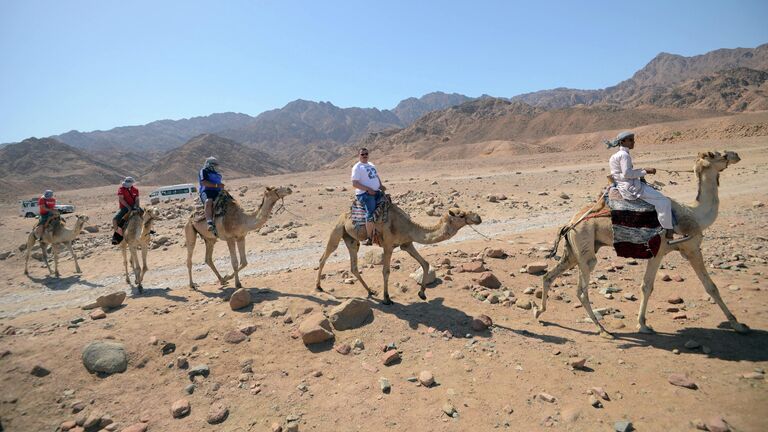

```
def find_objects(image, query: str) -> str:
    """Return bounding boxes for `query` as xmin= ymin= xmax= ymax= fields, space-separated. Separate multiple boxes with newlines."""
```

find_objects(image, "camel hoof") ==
xmin=235 ymin=282 xmax=243 ymax=289
xmin=599 ymin=330 xmax=615 ymax=339
xmin=137 ymin=285 xmax=144 ymax=294
xmin=732 ymin=322 xmax=751 ymax=334
xmin=637 ymin=325 xmax=656 ymax=335
xmin=533 ymin=307 xmax=544 ymax=320
xmin=418 ymin=291 xmax=427 ymax=301
xmin=190 ymin=284 xmax=198 ymax=291
xmin=381 ymin=298 xmax=393 ymax=306
xmin=315 ymin=285 xmax=324 ymax=292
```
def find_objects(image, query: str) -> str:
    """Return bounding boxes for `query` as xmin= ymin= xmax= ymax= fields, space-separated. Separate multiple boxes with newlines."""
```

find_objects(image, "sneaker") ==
xmin=207 ymin=222 xmax=218 ymax=236
xmin=363 ymin=238 xmax=373 ymax=246
xmin=111 ymin=232 xmax=123 ymax=245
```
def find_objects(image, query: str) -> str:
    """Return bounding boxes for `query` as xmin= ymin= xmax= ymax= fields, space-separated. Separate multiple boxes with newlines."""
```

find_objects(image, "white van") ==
xmin=19 ymin=199 xmax=75 ymax=217
xmin=148 ymin=184 xmax=198 ymax=203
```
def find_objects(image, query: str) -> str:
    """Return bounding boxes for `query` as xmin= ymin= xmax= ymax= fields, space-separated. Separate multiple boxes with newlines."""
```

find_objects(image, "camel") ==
xmin=536 ymin=151 xmax=749 ymax=338
xmin=119 ymin=208 xmax=160 ymax=293
xmin=315 ymin=205 xmax=482 ymax=304
xmin=24 ymin=214 xmax=89 ymax=277
xmin=185 ymin=186 xmax=293 ymax=289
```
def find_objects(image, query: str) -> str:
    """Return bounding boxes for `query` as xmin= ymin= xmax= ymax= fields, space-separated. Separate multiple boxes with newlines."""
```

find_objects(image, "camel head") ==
xmin=75 ymin=214 xmax=89 ymax=226
xmin=696 ymin=150 xmax=740 ymax=176
xmin=446 ymin=208 xmax=482 ymax=229
xmin=142 ymin=207 xmax=160 ymax=222
xmin=264 ymin=186 xmax=293 ymax=201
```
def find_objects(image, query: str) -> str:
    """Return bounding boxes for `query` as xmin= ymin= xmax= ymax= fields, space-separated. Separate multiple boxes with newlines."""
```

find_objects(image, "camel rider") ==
xmin=607 ymin=131 xmax=677 ymax=240
xmin=35 ymin=189 xmax=57 ymax=238
xmin=351 ymin=147 xmax=387 ymax=246
xmin=199 ymin=156 xmax=224 ymax=236
xmin=111 ymin=177 xmax=140 ymax=244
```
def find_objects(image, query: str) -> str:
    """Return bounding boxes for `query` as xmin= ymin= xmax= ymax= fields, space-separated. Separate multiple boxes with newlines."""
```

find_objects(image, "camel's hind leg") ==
xmin=636 ymin=253 xmax=664 ymax=334
xmin=226 ymin=239 xmax=242 ymax=289
xmin=315 ymin=221 xmax=345 ymax=292
xmin=680 ymin=244 xmax=749 ymax=333
xmin=129 ymin=247 xmax=141 ymax=286
xmin=400 ymin=242 xmax=430 ymax=301
xmin=574 ymin=251 xmax=611 ymax=338
xmin=185 ymin=222 xmax=198 ymax=289
xmin=203 ymin=239 xmax=226 ymax=286
xmin=121 ymin=246 xmax=131 ymax=284
xmin=66 ymin=241 xmax=82 ymax=273
xmin=535 ymin=242 xmax=578 ymax=320
xmin=236 ymin=238 xmax=248 ymax=271
xmin=51 ymin=243 xmax=61 ymax=277
xmin=342 ymin=233 xmax=376 ymax=297
xmin=380 ymin=246 xmax=394 ymax=305
xmin=24 ymin=233 xmax=40 ymax=276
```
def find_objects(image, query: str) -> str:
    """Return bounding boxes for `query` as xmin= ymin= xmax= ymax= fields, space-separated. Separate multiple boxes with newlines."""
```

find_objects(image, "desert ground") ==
xmin=0 ymin=135 xmax=767 ymax=432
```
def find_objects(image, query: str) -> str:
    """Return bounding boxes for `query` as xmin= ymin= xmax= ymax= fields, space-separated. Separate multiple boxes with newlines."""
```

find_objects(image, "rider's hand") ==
xmin=367 ymin=189 xmax=376 ymax=196
xmin=380 ymin=185 xmax=387 ymax=192
xmin=645 ymin=168 xmax=657 ymax=175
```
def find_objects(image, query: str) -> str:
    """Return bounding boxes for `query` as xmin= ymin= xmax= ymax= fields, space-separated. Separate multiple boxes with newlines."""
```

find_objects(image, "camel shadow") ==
xmin=27 ymin=274 xmax=102 ymax=291
xmin=136 ymin=286 xmax=189 ymax=303
xmin=613 ymin=325 xmax=768 ymax=362
xmin=193 ymin=285 xmax=342 ymax=310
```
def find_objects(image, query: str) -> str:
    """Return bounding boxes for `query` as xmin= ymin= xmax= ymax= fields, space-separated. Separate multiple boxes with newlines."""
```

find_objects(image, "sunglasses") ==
xmin=360 ymin=153 xmax=369 ymax=156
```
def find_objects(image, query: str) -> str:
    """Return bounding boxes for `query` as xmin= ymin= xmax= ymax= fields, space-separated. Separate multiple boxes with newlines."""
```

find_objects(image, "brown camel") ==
xmin=119 ymin=208 xmax=160 ymax=293
xmin=536 ymin=151 xmax=749 ymax=338
xmin=315 ymin=205 xmax=482 ymax=304
xmin=185 ymin=186 xmax=293 ymax=289
xmin=24 ymin=214 xmax=89 ymax=277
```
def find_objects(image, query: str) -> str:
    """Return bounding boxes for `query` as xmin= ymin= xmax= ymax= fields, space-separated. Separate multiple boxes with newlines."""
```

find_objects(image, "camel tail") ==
xmin=545 ymin=225 xmax=570 ymax=260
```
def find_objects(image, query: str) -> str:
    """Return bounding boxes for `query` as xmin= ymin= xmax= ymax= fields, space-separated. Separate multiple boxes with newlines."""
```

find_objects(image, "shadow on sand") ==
xmin=27 ymin=274 xmax=102 ymax=291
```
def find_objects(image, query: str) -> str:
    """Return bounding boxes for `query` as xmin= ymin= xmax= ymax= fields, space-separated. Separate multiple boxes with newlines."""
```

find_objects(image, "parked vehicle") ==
xmin=148 ymin=183 xmax=198 ymax=203
xmin=19 ymin=199 xmax=75 ymax=217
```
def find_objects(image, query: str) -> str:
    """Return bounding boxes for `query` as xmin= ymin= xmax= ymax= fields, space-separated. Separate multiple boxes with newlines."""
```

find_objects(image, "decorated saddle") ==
xmin=193 ymin=190 xmax=235 ymax=222
xmin=605 ymin=188 xmax=664 ymax=259
xmin=350 ymin=194 xmax=392 ymax=229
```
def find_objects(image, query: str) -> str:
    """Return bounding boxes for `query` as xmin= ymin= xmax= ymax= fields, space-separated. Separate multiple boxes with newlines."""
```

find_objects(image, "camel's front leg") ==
xmin=137 ymin=244 xmax=149 ymax=292
xmin=52 ymin=243 xmax=61 ymax=277
xmin=536 ymin=242 xmax=577 ymax=320
xmin=343 ymin=234 xmax=376 ymax=297
xmin=637 ymin=253 xmax=664 ymax=334
xmin=236 ymin=238 xmax=248 ymax=271
xmin=66 ymin=241 xmax=82 ymax=273
xmin=680 ymin=245 xmax=749 ymax=333
xmin=24 ymin=233 xmax=37 ymax=276
xmin=185 ymin=223 xmax=198 ymax=289
xmin=226 ymin=240 xmax=242 ymax=289
xmin=129 ymin=247 xmax=141 ymax=285
xmin=381 ymin=246 xmax=394 ymax=305
xmin=121 ymin=246 xmax=131 ymax=284
xmin=203 ymin=240 xmax=227 ymax=286
xmin=315 ymin=222 xmax=345 ymax=292
xmin=400 ymin=242 xmax=429 ymax=301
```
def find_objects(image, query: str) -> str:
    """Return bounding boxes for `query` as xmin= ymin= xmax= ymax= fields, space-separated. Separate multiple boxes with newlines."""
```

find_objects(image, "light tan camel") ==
xmin=119 ymin=208 xmax=159 ymax=293
xmin=24 ymin=214 xmax=89 ymax=277
xmin=536 ymin=151 xmax=749 ymax=338
xmin=315 ymin=205 xmax=482 ymax=304
xmin=185 ymin=186 xmax=293 ymax=289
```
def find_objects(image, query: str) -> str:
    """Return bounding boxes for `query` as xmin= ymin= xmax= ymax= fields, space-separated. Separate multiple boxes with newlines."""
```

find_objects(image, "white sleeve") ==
xmin=351 ymin=164 xmax=361 ymax=182
xmin=620 ymin=153 xmax=646 ymax=179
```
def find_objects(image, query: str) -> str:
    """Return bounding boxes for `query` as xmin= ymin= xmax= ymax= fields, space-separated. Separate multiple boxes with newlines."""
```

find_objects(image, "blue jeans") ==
xmin=356 ymin=191 xmax=382 ymax=222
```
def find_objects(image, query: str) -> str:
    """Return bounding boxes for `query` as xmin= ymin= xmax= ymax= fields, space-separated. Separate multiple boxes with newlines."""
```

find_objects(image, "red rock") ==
xmin=568 ymin=358 xmax=587 ymax=369
xmin=471 ymin=315 xmax=493 ymax=331
xmin=224 ymin=330 xmax=247 ymax=344
xmin=673 ymin=313 xmax=688 ymax=320
xmin=668 ymin=373 xmax=697 ymax=389
xmin=673 ymin=275 xmax=685 ymax=282
xmin=418 ymin=370 xmax=435 ymax=387
xmin=382 ymin=350 xmax=400 ymax=365
xmin=661 ymin=273 xmax=672 ymax=282
xmin=589 ymin=387 xmax=609 ymax=400
xmin=206 ymin=403 xmax=229 ymax=424
xmin=705 ymin=416 xmax=730 ymax=432
xmin=476 ymin=272 xmax=501 ymax=289
xmin=460 ymin=262 xmax=487 ymax=273
xmin=298 ymin=313 xmax=334 ymax=345
xmin=668 ymin=296 xmax=684 ymax=304
xmin=526 ymin=262 xmax=548 ymax=274
xmin=666 ymin=307 xmax=680 ymax=313
xmin=171 ymin=398 xmax=190 ymax=418
xmin=334 ymin=343 xmax=351 ymax=355
xmin=361 ymin=362 xmax=378 ymax=373
xmin=239 ymin=324 xmax=258 ymax=336
xmin=121 ymin=424 xmax=148 ymax=432
xmin=229 ymin=288 xmax=252 ymax=310
xmin=89 ymin=309 xmax=107 ymax=320
xmin=60 ymin=421 xmax=77 ymax=431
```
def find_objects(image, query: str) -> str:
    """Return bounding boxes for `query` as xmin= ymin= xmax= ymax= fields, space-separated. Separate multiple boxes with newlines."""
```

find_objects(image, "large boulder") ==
xmin=298 ymin=313 xmax=334 ymax=345
xmin=96 ymin=292 xmax=125 ymax=310
xmin=82 ymin=341 xmax=128 ymax=374
xmin=229 ymin=288 xmax=252 ymax=310
xmin=526 ymin=262 xmax=548 ymax=274
xmin=329 ymin=299 xmax=373 ymax=331
xmin=409 ymin=266 xmax=436 ymax=285
xmin=476 ymin=272 xmax=501 ymax=289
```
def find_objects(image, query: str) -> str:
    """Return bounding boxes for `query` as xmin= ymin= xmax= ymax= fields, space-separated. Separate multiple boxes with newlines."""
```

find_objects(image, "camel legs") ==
xmin=381 ymin=246 xmax=394 ymax=305
xmin=66 ymin=241 xmax=81 ymax=273
xmin=23 ymin=233 xmax=45 ymax=276
xmin=226 ymin=239 xmax=242 ymax=289
xmin=575 ymin=252 xmax=611 ymax=337
xmin=51 ymin=243 xmax=60 ymax=277
xmin=121 ymin=246 xmax=131 ymax=284
xmin=342 ymin=234 xmax=376 ymax=297
xmin=636 ymin=253 xmax=664 ymax=334
xmin=536 ymin=243 xmax=577 ymax=319
xmin=185 ymin=222 xmax=198 ymax=288
xmin=129 ymin=246 xmax=141 ymax=286
xmin=138 ymin=244 xmax=149 ymax=290
xmin=400 ymin=242 xmax=430 ymax=301
xmin=236 ymin=238 xmax=248 ymax=271
xmin=315 ymin=222 xmax=345 ymax=291
xmin=204 ymin=239 xmax=227 ymax=286
xmin=679 ymin=245 xmax=749 ymax=334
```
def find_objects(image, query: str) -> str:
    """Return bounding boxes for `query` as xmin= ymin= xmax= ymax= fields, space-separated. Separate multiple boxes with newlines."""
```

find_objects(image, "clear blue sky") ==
xmin=1 ymin=0 xmax=766 ymax=143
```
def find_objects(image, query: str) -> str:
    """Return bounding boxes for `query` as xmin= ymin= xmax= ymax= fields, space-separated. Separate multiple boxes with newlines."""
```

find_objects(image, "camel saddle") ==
xmin=35 ymin=213 xmax=62 ymax=239
xmin=605 ymin=187 xmax=664 ymax=259
xmin=351 ymin=194 xmax=392 ymax=229
xmin=193 ymin=190 xmax=235 ymax=223
xmin=117 ymin=208 xmax=144 ymax=230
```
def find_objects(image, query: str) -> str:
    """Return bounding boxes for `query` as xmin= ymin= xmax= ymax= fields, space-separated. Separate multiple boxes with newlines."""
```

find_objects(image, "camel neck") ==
xmin=691 ymin=170 xmax=720 ymax=229
xmin=398 ymin=211 xmax=459 ymax=244
xmin=244 ymin=196 xmax=279 ymax=231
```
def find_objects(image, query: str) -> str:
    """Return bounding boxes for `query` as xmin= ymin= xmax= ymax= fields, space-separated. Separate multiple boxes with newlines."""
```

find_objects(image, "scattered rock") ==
xmin=121 ymin=423 xmax=148 ymax=432
xmin=667 ymin=296 xmax=684 ymax=304
xmin=476 ymin=272 xmax=501 ymax=289
xmin=442 ymin=402 xmax=457 ymax=417
xmin=82 ymin=341 xmax=128 ymax=374
xmin=96 ymin=292 xmax=126 ymax=309
xmin=329 ymin=298 xmax=373 ymax=331
xmin=379 ymin=377 xmax=391 ymax=393
xmin=589 ymin=395 xmax=602 ymax=408
xmin=30 ymin=364 xmax=51 ymax=377
xmin=298 ymin=313 xmax=334 ymax=345
xmin=705 ymin=416 xmax=730 ymax=432
xmin=89 ymin=309 xmax=107 ymax=320
xmin=190 ymin=329 xmax=209 ymax=340
xmin=239 ymin=324 xmax=258 ymax=336
xmin=538 ymin=392 xmax=556 ymax=403
xmin=410 ymin=266 xmax=436 ymax=285
xmin=161 ymin=342 xmax=176 ymax=355
xmin=206 ymin=403 xmax=229 ymax=424
xmin=485 ymin=248 xmax=506 ymax=258
xmin=471 ymin=314 xmax=493 ymax=331
xmin=451 ymin=351 xmax=465 ymax=360
xmin=460 ymin=262 xmax=487 ymax=273
xmin=171 ymin=399 xmax=191 ymax=418
xmin=224 ymin=330 xmax=247 ymax=344
xmin=526 ymin=262 xmax=548 ymax=274
xmin=516 ymin=300 xmax=532 ymax=310
xmin=614 ymin=420 xmax=633 ymax=432
xmin=334 ymin=343 xmax=351 ymax=355
xmin=229 ymin=288 xmax=252 ymax=310
xmin=382 ymin=350 xmax=400 ymax=366
xmin=188 ymin=364 xmax=210 ymax=380
xmin=568 ymin=358 xmax=587 ymax=370
xmin=418 ymin=370 xmax=435 ymax=387
xmin=668 ymin=374 xmax=697 ymax=389
xmin=661 ymin=273 xmax=672 ymax=282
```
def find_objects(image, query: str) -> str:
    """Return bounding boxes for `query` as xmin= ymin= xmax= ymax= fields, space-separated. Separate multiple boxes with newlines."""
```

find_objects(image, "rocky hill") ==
xmin=141 ymin=134 xmax=290 ymax=185
xmin=392 ymin=91 xmax=475 ymax=124
xmin=512 ymin=43 xmax=768 ymax=110
xmin=0 ymin=138 xmax=125 ymax=199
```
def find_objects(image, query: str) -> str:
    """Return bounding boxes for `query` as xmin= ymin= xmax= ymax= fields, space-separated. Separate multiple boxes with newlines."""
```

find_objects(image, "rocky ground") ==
xmin=0 ymin=136 xmax=766 ymax=432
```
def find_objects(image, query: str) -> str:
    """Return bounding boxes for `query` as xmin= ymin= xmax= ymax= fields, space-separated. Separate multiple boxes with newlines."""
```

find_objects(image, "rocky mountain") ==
xmin=51 ymin=112 xmax=254 ymax=153
xmin=392 ymin=92 xmax=475 ymax=124
xmin=141 ymin=134 xmax=290 ymax=185
xmin=0 ymin=138 xmax=124 ymax=199
xmin=512 ymin=43 xmax=768 ymax=110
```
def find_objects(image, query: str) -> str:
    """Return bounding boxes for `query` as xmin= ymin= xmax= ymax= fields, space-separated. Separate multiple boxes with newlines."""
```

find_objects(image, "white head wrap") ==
xmin=605 ymin=131 xmax=635 ymax=148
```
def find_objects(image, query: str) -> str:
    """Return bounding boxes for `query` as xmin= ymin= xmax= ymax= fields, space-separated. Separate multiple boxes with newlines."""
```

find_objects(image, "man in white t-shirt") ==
xmin=351 ymin=147 xmax=386 ymax=245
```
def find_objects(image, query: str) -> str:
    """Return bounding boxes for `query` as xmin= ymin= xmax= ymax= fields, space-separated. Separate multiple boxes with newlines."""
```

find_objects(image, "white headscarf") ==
xmin=605 ymin=131 xmax=634 ymax=148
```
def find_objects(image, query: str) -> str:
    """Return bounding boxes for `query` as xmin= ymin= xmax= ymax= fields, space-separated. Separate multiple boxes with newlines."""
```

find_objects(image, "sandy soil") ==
xmin=0 ymin=136 xmax=766 ymax=432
